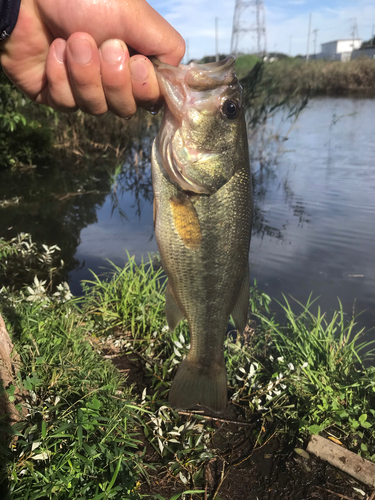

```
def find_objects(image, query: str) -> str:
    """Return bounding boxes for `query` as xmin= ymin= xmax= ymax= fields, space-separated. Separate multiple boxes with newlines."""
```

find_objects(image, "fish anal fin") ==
xmin=231 ymin=263 xmax=250 ymax=334
xmin=165 ymin=282 xmax=184 ymax=332
xmin=169 ymin=356 xmax=227 ymax=414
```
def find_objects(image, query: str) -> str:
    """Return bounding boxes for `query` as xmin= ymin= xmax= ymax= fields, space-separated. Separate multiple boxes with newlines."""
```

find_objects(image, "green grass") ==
xmin=0 ymin=297 xmax=145 ymax=500
xmin=1 ymin=248 xmax=375 ymax=498
xmin=234 ymin=54 xmax=375 ymax=96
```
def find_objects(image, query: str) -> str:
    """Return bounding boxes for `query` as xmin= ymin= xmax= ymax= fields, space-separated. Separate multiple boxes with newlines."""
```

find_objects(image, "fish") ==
xmin=151 ymin=56 xmax=253 ymax=413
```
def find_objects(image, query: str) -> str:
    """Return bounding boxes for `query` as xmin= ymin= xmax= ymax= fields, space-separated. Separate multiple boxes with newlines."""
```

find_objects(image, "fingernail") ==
xmin=54 ymin=39 xmax=66 ymax=63
xmin=70 ymin=38 xmax=93 ymax=65
xmin=100 ymin=39 xmax=126 ymax=65
xmin=130 ymin=58 xmax=149 ymax=81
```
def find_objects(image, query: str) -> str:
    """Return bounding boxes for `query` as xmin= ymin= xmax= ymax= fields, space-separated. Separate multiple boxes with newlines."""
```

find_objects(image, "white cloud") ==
xmin=149 ymin=0 xmax=375 ymax=59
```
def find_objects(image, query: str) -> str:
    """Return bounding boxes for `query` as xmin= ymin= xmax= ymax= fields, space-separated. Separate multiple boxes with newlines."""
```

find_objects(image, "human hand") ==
xmin=0 ymin=0 xmax=185 ymax=117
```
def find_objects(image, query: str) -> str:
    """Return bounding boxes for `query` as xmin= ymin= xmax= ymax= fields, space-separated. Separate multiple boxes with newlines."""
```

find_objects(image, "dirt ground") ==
xmin=101 ymin=337 xmax=375 ymax=500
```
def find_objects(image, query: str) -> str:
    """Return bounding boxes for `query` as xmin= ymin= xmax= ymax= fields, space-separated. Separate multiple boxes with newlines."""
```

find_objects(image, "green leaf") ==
xmin=106 ymin=456 xmax=122 ymax=492
xmin=77 ymin=425 xmax=83 ymax=448
xmin=170 ymin=491 xmax=205 ymax=500
xmin=359 ymin=414 xmax=368 ymax=423
xmin=308 ymin=425 xmax=322 ymax=434
xmin=294 ymin=448 xmax=310 ymax=459
xmin=41 ymin=420 xmax=47 ymax=439
xmin=82 ymin=442 xmax=97 ymax=457
xmin=361 ymin=421 xmax=372 ymax=429
xmin=361 ymin=443 xmax=368 ymax=452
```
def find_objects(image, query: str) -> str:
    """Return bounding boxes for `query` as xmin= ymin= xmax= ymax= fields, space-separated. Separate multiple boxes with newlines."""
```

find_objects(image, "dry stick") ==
xmin=177 ymin=411 xmax=255 ymax=427
xmin=307 ymin=435 xmax=375 ymax=488
xmin=316 ymin=485 xmax=355 ymax=500
xmin=212 ymin=460 xmax=231 ymax=500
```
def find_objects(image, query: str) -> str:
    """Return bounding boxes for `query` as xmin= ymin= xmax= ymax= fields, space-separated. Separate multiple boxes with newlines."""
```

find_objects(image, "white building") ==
xmin=318 ymin=39 xmax=362 ymax=62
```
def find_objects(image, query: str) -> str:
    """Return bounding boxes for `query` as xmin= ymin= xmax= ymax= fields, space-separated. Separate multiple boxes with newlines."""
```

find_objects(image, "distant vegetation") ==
xmin=234 ymin=54 xmax=260 ymax=79
xmin=236 ymin=55 xmax=375 ymax=96
xmin=361 ymin=37 xmax=375 ymax=48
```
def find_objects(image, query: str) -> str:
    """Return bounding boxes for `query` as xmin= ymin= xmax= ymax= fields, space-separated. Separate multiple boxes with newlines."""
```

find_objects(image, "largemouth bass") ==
xmin=151 ymin=56 xmax=252 ymax=413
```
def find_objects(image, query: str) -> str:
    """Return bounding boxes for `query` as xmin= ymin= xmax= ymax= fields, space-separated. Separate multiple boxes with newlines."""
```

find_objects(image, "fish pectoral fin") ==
xmin=231 ymin=263 xmax=250 ymax=334
xmin=165 ymin=282 xmax=184 ymax=332
xmin=169 ymin=194 xmax=202 ymax=249
xmin=169 ymin=356 xmax=227 ymax=414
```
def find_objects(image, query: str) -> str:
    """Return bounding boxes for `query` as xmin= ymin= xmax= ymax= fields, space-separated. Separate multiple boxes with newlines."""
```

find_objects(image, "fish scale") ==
xmin=151 ymin=56 xmax=253 ymax=413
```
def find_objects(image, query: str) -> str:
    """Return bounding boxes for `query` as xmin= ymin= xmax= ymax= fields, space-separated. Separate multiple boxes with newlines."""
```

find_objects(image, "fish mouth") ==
xmin=153 ymin=57 xmax=237 ymax=194
xmin=152 ymin=56 xmax=237 ymax=90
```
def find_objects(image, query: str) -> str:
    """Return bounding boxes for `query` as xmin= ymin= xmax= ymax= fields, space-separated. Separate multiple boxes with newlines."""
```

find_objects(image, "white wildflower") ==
xmin=32 ymin=441 xmax=42 ymax=451
xmin=141 ymin=388 xmax=147 ymax=404
xmin=287 ymin=363 xmax=295 ymax=371
xmin=277 ymin=356 xmax=284 ymax=363
xmin=301 ymin=362 xmax=308 ymax=369
xmin=269 ymin=355 xmax=274 ymax=361
xmin=162 ymin=325 xmax=169 ymax=333
xmin=248 ymin=363 xmax=256 ymax=379
xmin=53 ymin=282 xmax=73 ymax=302
xmin=31 ymin=451 xmax=50 ymax=461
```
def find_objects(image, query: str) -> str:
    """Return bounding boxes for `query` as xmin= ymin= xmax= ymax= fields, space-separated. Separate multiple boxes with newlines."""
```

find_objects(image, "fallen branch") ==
xmin=307 ymin=435 xmax=375 ymax=488
xmin=177 ymin=410 xmax=255 ymax=427
xmin=316 ymin=485 xmax=355 ymax=500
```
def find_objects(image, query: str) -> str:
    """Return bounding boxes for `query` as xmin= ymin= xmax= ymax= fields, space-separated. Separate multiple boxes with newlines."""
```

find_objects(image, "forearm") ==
xmin=0 ymin=0 xmax=21 ymax=39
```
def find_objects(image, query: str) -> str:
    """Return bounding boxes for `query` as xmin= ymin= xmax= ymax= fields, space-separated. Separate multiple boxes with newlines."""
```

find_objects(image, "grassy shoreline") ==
xmin=1 ymin=238 xmax=375 ymax=499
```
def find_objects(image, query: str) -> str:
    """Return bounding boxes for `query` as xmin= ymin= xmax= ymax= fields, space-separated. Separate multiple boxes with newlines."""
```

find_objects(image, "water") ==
xmin=249 ymin=97 xmax=375 ymax=332
xmin=1 ymin=97 xmax=374 ymax=335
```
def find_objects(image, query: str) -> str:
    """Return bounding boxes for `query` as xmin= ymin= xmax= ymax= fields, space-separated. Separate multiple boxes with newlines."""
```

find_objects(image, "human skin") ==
xmin=0 ymin=0 xmax=185 ymax=117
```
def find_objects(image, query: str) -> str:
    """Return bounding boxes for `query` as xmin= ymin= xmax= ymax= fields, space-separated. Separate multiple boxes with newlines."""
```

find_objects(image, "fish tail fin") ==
xmin=169 ymin=356 xmax=227 ymax=414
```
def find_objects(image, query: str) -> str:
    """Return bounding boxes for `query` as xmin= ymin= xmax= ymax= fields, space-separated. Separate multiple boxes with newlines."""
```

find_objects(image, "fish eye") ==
xmin=222 ymin=99 xmax=238 ymax=120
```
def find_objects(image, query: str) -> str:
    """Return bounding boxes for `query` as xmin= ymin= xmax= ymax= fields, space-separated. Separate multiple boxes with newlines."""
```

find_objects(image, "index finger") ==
xmin=117 ymin=0 xmax=185 ymax=67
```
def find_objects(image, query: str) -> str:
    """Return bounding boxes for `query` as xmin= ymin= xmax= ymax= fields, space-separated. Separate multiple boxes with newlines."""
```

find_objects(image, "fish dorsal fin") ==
xmin=231 ymin=263 xmax=250 ymax=334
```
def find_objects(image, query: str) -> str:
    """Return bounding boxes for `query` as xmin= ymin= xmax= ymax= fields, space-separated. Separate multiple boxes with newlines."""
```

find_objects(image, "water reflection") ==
xmin=1 ymin=97 xmax=375 ymax=335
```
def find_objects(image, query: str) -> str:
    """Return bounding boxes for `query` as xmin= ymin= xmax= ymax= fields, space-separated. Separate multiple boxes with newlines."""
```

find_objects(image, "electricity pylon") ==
xmin=230 ymin=0 xmax=267 ymax=56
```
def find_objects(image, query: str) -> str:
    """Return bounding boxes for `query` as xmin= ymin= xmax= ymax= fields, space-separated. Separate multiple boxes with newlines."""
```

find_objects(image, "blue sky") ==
xmin=149 ymin=0 xmax=375 ymax=60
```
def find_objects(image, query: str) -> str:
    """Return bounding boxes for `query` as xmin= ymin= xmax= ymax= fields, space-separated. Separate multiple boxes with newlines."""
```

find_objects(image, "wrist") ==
xmin=0 ymin=0 xmax=22 ymax=40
